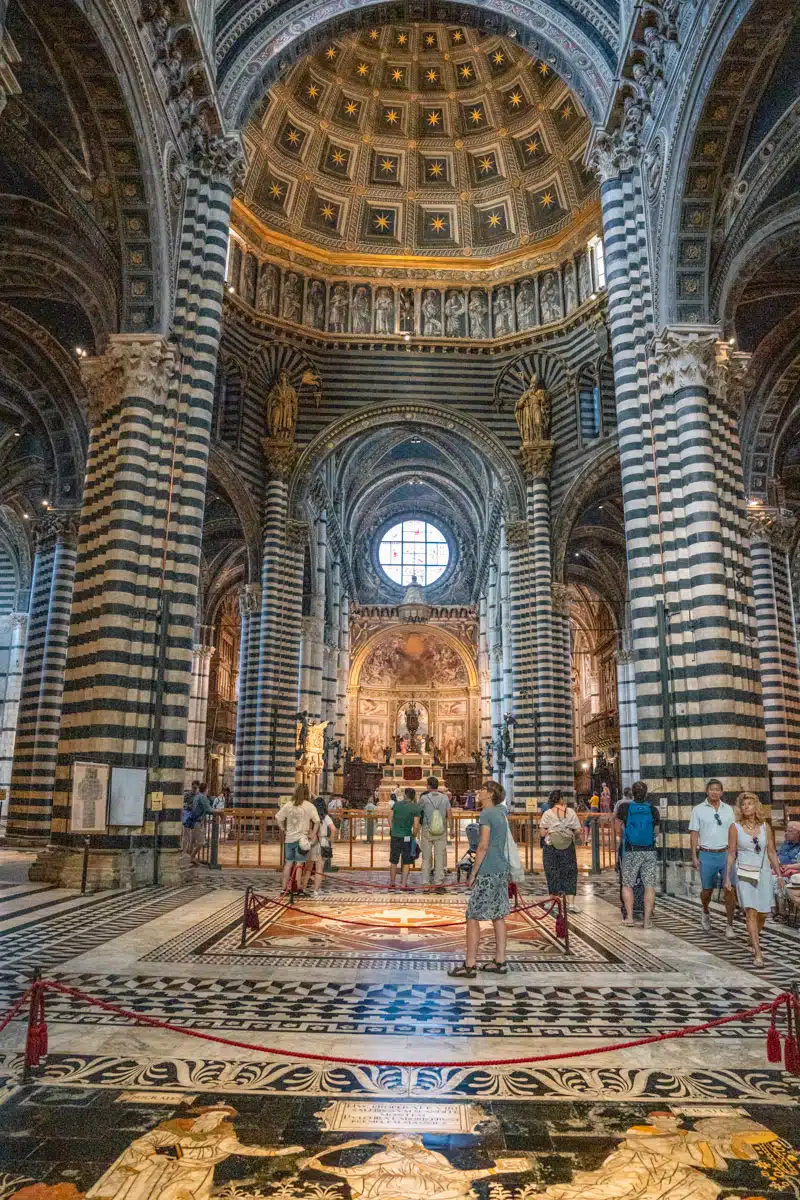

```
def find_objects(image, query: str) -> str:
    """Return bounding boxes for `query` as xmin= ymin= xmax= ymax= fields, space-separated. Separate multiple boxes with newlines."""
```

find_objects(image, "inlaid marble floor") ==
xmin=0 ymin=851 xmax=798 ymax=1197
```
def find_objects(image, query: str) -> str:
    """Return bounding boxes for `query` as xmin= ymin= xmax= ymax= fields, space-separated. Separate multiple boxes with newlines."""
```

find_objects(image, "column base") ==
xmin=3 ymin=833 xmax=51 ymax=849
xmin=27 ymin=846 xmax=190 ymax=891
xmin=664 ymin=859 xmax=700 ymax=899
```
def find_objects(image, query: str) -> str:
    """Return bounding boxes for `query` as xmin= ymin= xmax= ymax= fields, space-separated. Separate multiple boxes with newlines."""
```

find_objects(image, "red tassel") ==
xmin=245 ymin=903 xmax=260 ymax=931
xmin=555 ymin=914 xmax=566 ymax=939
xmin=26 ymin=1022 xmax=47 ymax=1067
xmin=766 ymin=1019 xmax=782 ymax=1063
xmin=785 ymin=1034 xmax=800 ymax=1075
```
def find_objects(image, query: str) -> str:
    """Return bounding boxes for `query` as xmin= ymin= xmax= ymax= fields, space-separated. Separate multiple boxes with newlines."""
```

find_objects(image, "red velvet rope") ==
xmin=259 ymin=893 xmax=561 ymax=929
xmin=0 ymin=987 xmax=30 ymax=1033
xmin=34 ymin=980 xmax=789 ymax=1070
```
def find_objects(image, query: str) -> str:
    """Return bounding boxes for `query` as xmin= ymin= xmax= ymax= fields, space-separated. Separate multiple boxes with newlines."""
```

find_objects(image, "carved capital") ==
xmin=714 ymin=345 xmax=753 ymax=418
xmin=586 ymin=127 xmax=641 ymax=183
xmin=748 ymin=508 xmax=796 ymax=553
xmin=239 ymin=582 xmax=261 ymax=616
xmin=188 ymin=131 xmax=245 ymax=186
xmin=286 ymin=519 xmax=309 ymax=545
xmin=652 ymin=326 xmax=724 ymax=397
xmin=520 ymin=440 xmax=555 ymax=480
xmin=34 ymin=507 xmax=81 ymax=552
xmin=551 ymin=582 xmax=570 ymax=616
xmin=80 ymin=335 xmax=177 ymax=427
xmin=302 ymin=615 xmax=324 ymax=641
xmin=505 ymin=520 xmax=529 ymax=549
xmin=615 ymin=647 xmax=634 ymax=665
xmin=262 ymin=437 xmax=298 ymax=480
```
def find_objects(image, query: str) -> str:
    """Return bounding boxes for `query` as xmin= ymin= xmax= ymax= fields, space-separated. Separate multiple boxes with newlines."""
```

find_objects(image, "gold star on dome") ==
xmin=540 ymin=191 xmax=554 ymax=206
xmin=561 ymin=103 xmax=573 ymax=119
xmin=508 ymin=91 xmax=523 ymax=107
xmin=397 ymin=32 xmax=408 ymax=44
xmin=320 ymin=203 xmax=336 ymax=221
xmin=459 ymin=64 xmax=473 ymax=79
xmin=325 ymin=46 xmax=336 ymax=59
xmin=392 ymin=68 xmax=404 ymax=82
xmin=285 ymin=127 xmax=301 ymax=145
xmin=357 ymin=62 xmax=369 ymax=76
xmin=478 ymin=155 xmax=494 ymax=173
xmin=374 ymin=212 xmax=391 ymax=229
xmin=430 ymin=216 xmax=446 ymax=232
xmin=525 ymin=137 xmax=540 ymax=155
xmin=428 ymin=160 xmax=444 ymax=177
xmin=330 ymin=149 xmax=346 ymax=165
xmin=369 ymin=29 xmax=379 ymax=39
xmin=427 ymin=110 xmax=441 ymax=126
xmin=380 ymin=157 xmax=396 ymax=173
xmin=425 ymin=34 xmax=435 ymax=46
xmin=469 ymin=107 xmax=483 ymax=123
xmin=487 ymin=211 xmax=502 ymax=227
xmin=538 ymin=61 xmax=550 ymax=75
xmin=307 ymin=83 xmax=319 ymax=98
xmin=492 ymin=50 xmax=505 ymax=65
xmin=384 ymin=108 xmax=399 ymax=123
xmin=451 ymin=30 xmax=463 ymax=42
xmin=269 ymin=182 xmax=283 ymax=198
xmin=344 ymin=101 xmax=358 ymax=116
xmin=426 ymin=69 xmax=438 ymax=82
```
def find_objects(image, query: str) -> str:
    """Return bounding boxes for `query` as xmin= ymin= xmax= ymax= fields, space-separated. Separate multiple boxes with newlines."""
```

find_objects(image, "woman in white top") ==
xmin=725 ymin=791 xmax=781 ymax=968
xmin=276 ymin=783 xmax=319 ymax=892
xmin=303 ymin=796 xmax=336 ymax=894
xmin=539 ymin=789 xmax=582 ymax=913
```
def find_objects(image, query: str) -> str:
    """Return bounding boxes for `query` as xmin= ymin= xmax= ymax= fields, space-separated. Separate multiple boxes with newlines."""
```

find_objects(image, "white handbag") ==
xmin=505 ymin=825 xmax=525 ymax=883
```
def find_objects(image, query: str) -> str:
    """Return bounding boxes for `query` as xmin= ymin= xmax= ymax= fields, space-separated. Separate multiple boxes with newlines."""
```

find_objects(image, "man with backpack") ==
xmin=615 ymin=779 xmax=660 ymax=928
xmin=420 ymin=776 xmax=451 ymax=894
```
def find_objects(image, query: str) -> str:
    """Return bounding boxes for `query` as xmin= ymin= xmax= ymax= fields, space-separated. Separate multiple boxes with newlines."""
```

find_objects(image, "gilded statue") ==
xmin=266 ymin=369 xmax=298 ymax=441
xmin=515 ymin=375 xmax=551 ymax=444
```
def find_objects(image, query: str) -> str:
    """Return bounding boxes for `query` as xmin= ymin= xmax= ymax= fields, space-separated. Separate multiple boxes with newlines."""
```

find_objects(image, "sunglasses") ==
xmin=752 ymin=836 xmax=761 ymax=854
xmin=713 ymin=813 xmax=722 ymax=827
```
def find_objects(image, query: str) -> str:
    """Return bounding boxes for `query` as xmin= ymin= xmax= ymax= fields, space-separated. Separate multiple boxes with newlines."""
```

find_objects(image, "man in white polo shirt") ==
xmin=689 ymin=778 xmax=736 ymax=937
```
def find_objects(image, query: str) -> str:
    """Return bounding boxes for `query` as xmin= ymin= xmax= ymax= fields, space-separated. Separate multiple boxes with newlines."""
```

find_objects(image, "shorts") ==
xmin=389 ymin=835 xmax=414 ymax=866
xmin=285 ymin=840 xmax=309 ymax=862
xmin=190 ymin=823 xmax=206 ymax=849
xmin=699 ymin=849 xmax=734 ymax=891
xmin=620 ymin=848 xmax=658 ymax=889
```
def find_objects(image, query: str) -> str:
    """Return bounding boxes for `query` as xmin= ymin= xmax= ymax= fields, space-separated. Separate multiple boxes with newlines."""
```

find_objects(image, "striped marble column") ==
xmin=506 ymin=520 xmax=532 ymax=808
xmin=550 ymin=582 xmax=575 ymax=800
xmin=184 ymin=638 xmax=215 ymax=789
xmin=333 ymin=591 xmax=349 ymax=793
xmin=749 ymin=511 xmax=800 ymax=820
xmin=615 ymin=647 xmax=640 ymax=791
xmin=6 ymin=510 xmax=78 ymax=844
xmin=478 ymin=593 xmax=492 ymax=753
xmin=0 ymin=613 xmax=27 ymax=828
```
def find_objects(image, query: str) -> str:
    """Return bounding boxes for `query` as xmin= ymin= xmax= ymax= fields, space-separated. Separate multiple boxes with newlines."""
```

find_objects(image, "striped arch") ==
xmin=551 ymin=439 xmax=621 ymax=583
xmin=493 ymin=350 xmax=571 ymax=413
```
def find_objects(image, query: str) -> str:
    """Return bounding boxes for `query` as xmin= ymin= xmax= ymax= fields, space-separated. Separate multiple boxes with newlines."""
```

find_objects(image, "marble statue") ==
xmin=306 ymin=279 xmax=325 ymax=329
xmin=515 ymin=375 xmax=551 ymax=443
xmin=578 ymin=253 xmax=592 ymax=303
xmin=352 ymin=285 xmax=371 ymax=334
xmin=256 ymin=262 xmax=279 ymax=314
xmin=422 ymin=289 xmax=442 ymax=336
xmin=540 ymin=270 xmax=563 ymax=323
xmin=444 ymin=290 xmax=466 ymax=337
xmin=266 ymin=369 xmax=298 ymax=441
xmin=243 ymin=254 xmax=257 ymax=308
xmin=329 ymin=283 xmax=349 ymax=332
xmin=493 ymin=286 xmax=513 ymax=336
xmin=564 ymin=262 xmax=578 ymax=313
xmin=468 ymin=290 xmax=488 ymax=338
xmin=399 ymin=288 xmax=414 ymax=332
xmin=516 ymin=279 xmax=535 ymax=331
xmin=281 ymin=271 xmax=302 ymax=323
xmin=375 ymin=287 xmax=394 ymax=335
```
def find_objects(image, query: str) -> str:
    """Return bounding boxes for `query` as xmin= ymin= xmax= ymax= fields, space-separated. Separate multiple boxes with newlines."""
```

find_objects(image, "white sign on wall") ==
xmin=71 ymin=762 xmax=110 ymax=833
xmin=108 ymin=767 xmax=148 ymax=827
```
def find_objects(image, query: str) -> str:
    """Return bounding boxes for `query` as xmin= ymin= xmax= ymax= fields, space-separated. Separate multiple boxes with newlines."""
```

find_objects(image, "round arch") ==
xmin=288 ymin=401 xmax=527 ymax=523
xmin=552 ymin=439 xmax=620 ymax=583
xmin=349 ymin=621 xmax=479 ymax=692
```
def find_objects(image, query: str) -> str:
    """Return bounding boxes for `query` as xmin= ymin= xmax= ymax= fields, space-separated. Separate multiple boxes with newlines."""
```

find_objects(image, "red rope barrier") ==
xmin=251 ymin=892 xmax=561 ymax=929
xmin=31 ymin=979 xmax=791 ymax=1071
xmin=0 ymin=987 xmax=30 ymax=1034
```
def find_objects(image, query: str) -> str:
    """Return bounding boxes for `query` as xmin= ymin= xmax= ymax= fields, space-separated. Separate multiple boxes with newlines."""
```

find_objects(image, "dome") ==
xmin=241 ymin=22 xmax=597 ymax=264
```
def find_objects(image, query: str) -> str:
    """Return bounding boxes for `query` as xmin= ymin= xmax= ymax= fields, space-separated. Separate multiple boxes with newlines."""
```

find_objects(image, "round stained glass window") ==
xmin=378 ymin=519 xmax=450 ymax=587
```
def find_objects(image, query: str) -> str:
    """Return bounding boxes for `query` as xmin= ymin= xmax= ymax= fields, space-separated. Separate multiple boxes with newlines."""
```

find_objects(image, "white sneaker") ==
xmin=725 ymin=924 xmax=735 ymax=940
xmin=700 ymin=912 xmax=711 ymax=932
xmin=567 ymin=904 xmax=581 ymax=914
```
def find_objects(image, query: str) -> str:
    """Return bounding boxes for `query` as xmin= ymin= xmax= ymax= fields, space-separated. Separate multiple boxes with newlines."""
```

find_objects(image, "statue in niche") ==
xmin=243 ymin=254 xmax=258 ymax=308
xmin=564 ymin=261 xmax=578 ymax=313
xmin=540 ymin=270 xmax=563 ymax=323
xmin=578 ymin=252 xmax=592 ymax=303
xmin=493 ymin=286 xmax=514 ymax=336
xmin=281 ymin=271 xmax=302 ymax=323
xmin=266 ymin=369 xmax=298 ymax=441
xmin=375 ymin=287 xmax=394 ymax=335
xmin=399 ymin=288 xmax=414 ymax=333
xmin=515 ymin=374 xmax=551 ymax=443
xmin=422 ymin=289 xmax=442 ymax=336
xmin=468 ymin=289 xmax=488 ymax=338
xmin=305 ymin=279 xmax=325 ymax=329
xmin=256 ymin=262 xmax=279 ymax=314
xmin=329 ymin=283 xmax=349 ymax=332
xmin=516 ymin=279 xmax=536 ymax=331
xmin=352 ymin=285 xmax=371 ymax=334
xmin=444 ymin=290 xmax=466 ymax=337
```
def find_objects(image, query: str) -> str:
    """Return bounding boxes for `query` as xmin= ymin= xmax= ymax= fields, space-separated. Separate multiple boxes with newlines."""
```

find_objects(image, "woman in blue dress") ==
xmin=449 ymin=780 xmax=510 ymax=978
xmin=725 ymin=792 xmax=782 ymax=968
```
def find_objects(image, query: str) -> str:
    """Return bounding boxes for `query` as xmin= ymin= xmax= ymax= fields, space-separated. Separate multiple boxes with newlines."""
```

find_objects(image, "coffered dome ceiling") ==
xmin=241 ymin=22 xmax=597 ymax=263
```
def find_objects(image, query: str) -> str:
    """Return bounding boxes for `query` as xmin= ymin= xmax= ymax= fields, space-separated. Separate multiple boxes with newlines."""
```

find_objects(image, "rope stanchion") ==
xmin=20 ymin=979 xmax=795 ymax=1073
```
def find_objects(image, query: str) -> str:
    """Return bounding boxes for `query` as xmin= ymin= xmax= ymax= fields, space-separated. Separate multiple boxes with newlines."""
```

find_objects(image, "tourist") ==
xmin=449 ymin=780 xmax=510 ymax=977
xmin=689 ymin=778 xmax=737 ymax=937
xmin=188 ymin=783 xmax=212 ymax=866
xmin=613 ymin=787 xmax=632 ymax=819
xmin=599 ymin=783 xmax=612 ymax=813
xmin=420 ymin=775 xmax=451 ymax=894
xmin=539 ymin=788 xmax=582 ymax=913
xmin=304 ymin=796 xmax=336 ymax=893
xmin=276 ymin=783 xmax=319 ymax=893
xmin=181 ymin=780 xmax=200 ymax=854
xmin=327 ymin=793 xmax=345 ymax=840
xmin=725 ymin=792 xmax=782 ymax=968
xmin=211 ymin=785 xmax=230 ymax=811
xmin=389 ymin=786 xmax=422 ymax=890
xmin=615 ymin=780 xmax=660 ymax=928
xmin=363 ymin=796 xmax=377 ymax=843
xmin=777 ymin=821 xmax=800 ymax=874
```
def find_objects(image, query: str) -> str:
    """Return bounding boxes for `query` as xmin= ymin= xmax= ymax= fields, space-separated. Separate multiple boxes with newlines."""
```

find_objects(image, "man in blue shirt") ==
xmin=777 ymin=822 xmax=800 ymax=873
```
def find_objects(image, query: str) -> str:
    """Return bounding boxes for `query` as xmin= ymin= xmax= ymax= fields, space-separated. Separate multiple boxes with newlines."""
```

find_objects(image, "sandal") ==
xmin=447 ymin=962 xmax=477 ymax=978
xmin=480 ymin=960 xmax=509 ymax=974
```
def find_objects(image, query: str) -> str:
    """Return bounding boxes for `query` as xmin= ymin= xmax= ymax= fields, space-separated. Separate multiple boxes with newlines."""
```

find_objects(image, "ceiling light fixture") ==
xmin=227 ymin=285 xmax=236 ymax=293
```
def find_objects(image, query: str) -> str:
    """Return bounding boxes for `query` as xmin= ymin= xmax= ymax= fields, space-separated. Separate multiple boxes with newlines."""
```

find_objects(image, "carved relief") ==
xmin=80 ymin=335 xmax=177 ymax=427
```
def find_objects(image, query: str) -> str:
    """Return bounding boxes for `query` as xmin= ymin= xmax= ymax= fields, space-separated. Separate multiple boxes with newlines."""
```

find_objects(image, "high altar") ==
xmin=378 ymin=699 xmax=433 ymax=803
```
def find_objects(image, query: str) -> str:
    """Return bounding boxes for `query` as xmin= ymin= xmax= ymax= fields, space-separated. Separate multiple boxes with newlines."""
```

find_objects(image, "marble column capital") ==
xmin=587 ymin=127 xmax=642 ymax=183
xmin=239 ymin=582 xmax=261 ymax=615
xmin=615 ymin=647 xmax=634 ymax=665
xmin=188 ymin=131 xmax=245 ymax=186
xmin=551 ymin=582 xmax=570 ymax=616
xmin=286 ymin=518 xmax=309 ymax=544
xmin=505 ymin=520 xmax=529 ymax=549
xmin=262 ymin=437 xmax=298 ymax=480
xmin=652 ymin=325 xmax=749 ymax=410
xmin=192 ymin=643 xmax=216 ymax=660
xmin=34 ymin=507 xmax=81 ymax=552
xmin=80 ymin=335 xmax=177 ymax=427
xmin=520 ymin=440 xmax=555 ymax=480
xmin=302 ymin=615 xmax=325 ymax=641
xmin=747 ymin=508 xmax=796 ymax=553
